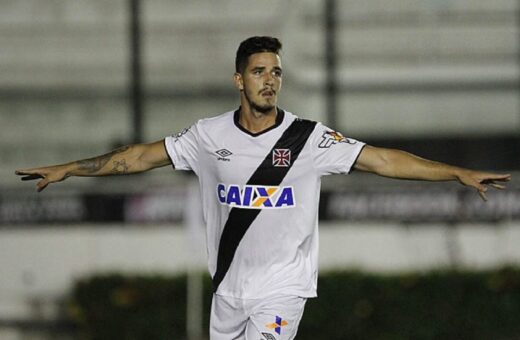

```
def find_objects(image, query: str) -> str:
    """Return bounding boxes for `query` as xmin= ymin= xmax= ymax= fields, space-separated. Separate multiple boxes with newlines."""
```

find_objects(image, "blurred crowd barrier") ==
xmin=1 ymin=185 xmax=519 ymax=225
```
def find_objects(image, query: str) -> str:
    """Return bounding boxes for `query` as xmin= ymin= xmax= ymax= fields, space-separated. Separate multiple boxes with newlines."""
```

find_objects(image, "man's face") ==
xmin=235 ymin=52 xmax=282 ymax=114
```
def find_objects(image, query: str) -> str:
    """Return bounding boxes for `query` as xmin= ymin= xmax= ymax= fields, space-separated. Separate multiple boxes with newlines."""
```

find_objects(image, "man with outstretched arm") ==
xmin=16 ymin=36 xmax=511 ymax=340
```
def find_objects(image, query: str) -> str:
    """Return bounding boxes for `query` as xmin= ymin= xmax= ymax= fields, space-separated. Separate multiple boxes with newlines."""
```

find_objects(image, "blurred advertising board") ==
xmin=1 ymin=187 xmax=518 ymax=225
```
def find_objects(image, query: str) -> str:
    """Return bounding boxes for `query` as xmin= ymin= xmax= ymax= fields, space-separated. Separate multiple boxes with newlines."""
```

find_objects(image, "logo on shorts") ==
xmin=261 ymin=333 xmax=277 ymax=340
xmin=272 ymin=148 xmax=291 ymax=167
xmin=319 ymin=130 xmax=356 ymax=148
xmin=266 ymin=316 xmax=288 ymax=335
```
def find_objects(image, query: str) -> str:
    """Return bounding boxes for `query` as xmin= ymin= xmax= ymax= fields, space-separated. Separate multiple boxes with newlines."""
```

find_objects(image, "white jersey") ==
xmin=164 ymin=109 xmax=365 ymax=299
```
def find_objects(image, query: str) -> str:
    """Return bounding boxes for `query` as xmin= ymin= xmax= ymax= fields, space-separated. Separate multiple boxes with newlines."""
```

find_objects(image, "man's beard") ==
xmin=250 ymin=101 xmax=274 ymax=114
xmin=244 ymin=88 xmax=275 ymax=114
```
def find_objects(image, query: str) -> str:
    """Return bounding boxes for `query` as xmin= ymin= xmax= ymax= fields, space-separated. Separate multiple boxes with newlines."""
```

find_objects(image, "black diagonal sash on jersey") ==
xmin=212 ymin=118 xmax=317 ymax=292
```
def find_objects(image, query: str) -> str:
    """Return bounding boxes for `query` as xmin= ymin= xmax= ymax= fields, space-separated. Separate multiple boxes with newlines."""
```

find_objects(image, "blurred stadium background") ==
xmin=1 ymin=0 xmax=519 ymax=339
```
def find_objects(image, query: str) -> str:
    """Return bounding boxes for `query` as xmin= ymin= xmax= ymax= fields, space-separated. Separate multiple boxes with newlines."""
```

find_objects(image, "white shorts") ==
xmin=210 ymin=293 xmax=307 ymax=340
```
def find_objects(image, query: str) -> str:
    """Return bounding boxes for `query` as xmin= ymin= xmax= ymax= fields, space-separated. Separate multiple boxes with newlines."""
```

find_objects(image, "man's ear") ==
xmin=233 ymin=72 xmax=244 ymax=91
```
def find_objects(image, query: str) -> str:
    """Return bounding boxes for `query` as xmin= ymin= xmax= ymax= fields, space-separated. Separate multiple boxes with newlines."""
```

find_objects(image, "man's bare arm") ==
xmin=15 ymin=140 xmax=171 ymax=192
xmin=354 ymin=145 xmax=511 ymax=201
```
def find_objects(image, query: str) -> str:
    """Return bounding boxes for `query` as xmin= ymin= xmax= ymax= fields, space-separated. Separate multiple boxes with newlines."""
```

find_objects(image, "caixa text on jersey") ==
xmin=217 ymin=184 xmax=295 ymax=209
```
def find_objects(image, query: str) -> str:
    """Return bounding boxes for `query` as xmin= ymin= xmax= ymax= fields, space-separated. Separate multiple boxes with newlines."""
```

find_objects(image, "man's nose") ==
xmin=264 ymin=72 xmax=275 ymax=83
xmin=264 ymin=74 xmax=274 ymax=85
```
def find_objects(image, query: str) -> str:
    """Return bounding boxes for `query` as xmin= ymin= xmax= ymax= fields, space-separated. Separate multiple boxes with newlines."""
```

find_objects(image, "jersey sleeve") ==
xmin=164 ymin=123 xmax=200 ymax=174
xmin=309 ymin=122 xmax=365 ymax=176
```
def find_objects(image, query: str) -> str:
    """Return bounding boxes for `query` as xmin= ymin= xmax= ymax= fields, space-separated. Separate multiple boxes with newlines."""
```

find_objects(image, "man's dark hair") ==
xmin=235 ymin=36 xmax=282 ymax=74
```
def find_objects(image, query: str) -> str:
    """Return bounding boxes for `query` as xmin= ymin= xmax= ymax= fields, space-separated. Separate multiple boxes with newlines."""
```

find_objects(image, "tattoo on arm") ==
xmin=112 ymin=159 xmax=129 ymax=174
xmin=77 ymin=146 xmax=130 ymax=174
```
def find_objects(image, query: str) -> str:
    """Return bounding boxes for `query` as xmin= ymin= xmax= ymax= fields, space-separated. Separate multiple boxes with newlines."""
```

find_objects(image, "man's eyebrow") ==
xmin=250 ymin=66 xmax=282 ymax=73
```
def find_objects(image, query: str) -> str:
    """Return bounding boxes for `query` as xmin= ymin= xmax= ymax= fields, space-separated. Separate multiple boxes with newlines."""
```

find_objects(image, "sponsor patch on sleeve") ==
xmin=319 ymin=130 xmax=357 ymax=148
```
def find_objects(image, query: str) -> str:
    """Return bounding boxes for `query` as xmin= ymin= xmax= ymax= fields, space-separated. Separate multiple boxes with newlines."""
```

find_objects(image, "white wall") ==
xmin=1 ymin=222 xmax=520 ymax=320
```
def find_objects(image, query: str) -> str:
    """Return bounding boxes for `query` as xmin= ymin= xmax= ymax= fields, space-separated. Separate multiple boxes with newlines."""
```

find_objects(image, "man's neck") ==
xmin=238 ymin=106 xmax=278 ymax=134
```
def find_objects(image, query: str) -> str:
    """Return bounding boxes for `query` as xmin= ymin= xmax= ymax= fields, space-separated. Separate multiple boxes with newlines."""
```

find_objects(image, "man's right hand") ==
xmin=15 ymin=165 xmax=70 ymax=192
xmin=16 ymin=140 xmax=172 ymax=192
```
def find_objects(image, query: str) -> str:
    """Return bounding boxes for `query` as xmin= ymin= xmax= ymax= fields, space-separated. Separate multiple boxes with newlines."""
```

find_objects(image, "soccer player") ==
xmin=16 ymin=36 xmax=511 ymax=340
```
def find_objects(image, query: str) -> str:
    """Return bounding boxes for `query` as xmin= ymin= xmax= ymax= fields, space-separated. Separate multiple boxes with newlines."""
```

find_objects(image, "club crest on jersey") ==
xmin=319 ymin=130 xmax=356 ymax=148
xmin=217 ymin=184 xmax=295 ymax=209
xmin=272 ymin=148 xmax=291 ymax=167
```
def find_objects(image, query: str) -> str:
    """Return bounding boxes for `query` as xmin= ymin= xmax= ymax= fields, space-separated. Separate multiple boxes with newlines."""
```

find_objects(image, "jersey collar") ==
xmin=233 ymin=107 xmax=285 ymax=137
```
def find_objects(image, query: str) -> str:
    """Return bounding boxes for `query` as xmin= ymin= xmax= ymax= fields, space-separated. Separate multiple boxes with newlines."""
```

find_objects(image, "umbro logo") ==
xmin=216 ymin=149 xmax=232 ymax=162
xmin=261 ymin=333 xmax=277 ymax=340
